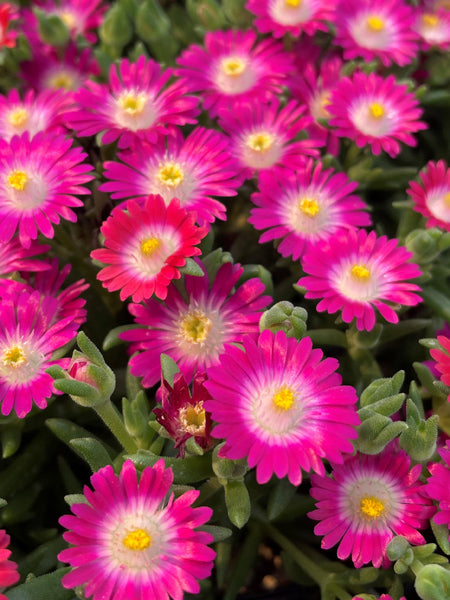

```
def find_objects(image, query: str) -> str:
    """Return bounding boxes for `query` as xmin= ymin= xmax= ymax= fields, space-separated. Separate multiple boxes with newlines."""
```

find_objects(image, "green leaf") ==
xmin=199 ymin=525 xmax=232 ymax=542
xmin=224 ymin=480 xmax=251 ymax=529
xmin=160 ymin=353 xmax=179 ymax=387
xmin=103 ymin=325 xmax=141 ymax=351
xmin=46 ymin=419 xmax=115 ymax=457
xmin=76 ymin=331 xmax=105 ymax=366
xmin=431 ymin=521 xmax=450 ymax=556
xmin=267 ymin=477 xmax=297 ymax=521
xmin=178 ymin=257 xmax=204 ymax=277
xmin=7 ymin=568 xmax=73 ymax=600
xmin=70 ymin=438 xmax=113 ymax=472
xmin=125 ymin=451 xmax=213 ymax=484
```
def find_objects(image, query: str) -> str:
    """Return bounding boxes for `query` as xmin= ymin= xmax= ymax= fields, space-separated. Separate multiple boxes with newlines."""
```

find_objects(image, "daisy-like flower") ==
xmin=0 ymin=288 xmax=79 ymax=417
xmin=414 ymin=5 xmax=450 ymax=50
xmin=308 ymin=443 xmax=435 ymax=568
xmin=66 ymin=56 xmax=199 ymax=149
xmin=218 ymin=99 xmax=320 ymax=179
xmin=175 ymin=29 xmax=293 ymax=119
xmin=101 ymin=127 xmax=242 ymax=226
xmin=334 ymin=0 xmax=419 ymax=67
xmin=203 ymin=329 xmax=360 ymax=486
xmin=120 ymin=259 xmax=271 ymax=387
xmin=58 ymin=459 xmax=215 ymax=600
xmin=246 ymin=0 xmax=334 ymax=38
xmin=327 ymin=72 xmax=427 ymax=157
xmin=91 ymin=195 xmax=207 ymax=303
xmin=248 ymin=161 xmax=371 ymax=261
xmin=407 ymin=160 xmax=450 ymax=231
xmin=0 ymin=237 xmax=50 ymax=279
xmin=0 ymin=88 xmax=68 ymax=142
xmin=429 ymin=335 xmax=450 ymax=390
xmin=154 ymin=371 xmax=213 ymax=458
xmin=0 ymin=3 xmax=18 ymax=49
xmin=426 ymin=440 xmax=450 ymax=529
xmin=0 ymin=529 xmax=19 ymax=599
xmin=0 ymin=131 xmax=94 ymax=248
xmin=298 ymin=228 xmax=422 ymax=331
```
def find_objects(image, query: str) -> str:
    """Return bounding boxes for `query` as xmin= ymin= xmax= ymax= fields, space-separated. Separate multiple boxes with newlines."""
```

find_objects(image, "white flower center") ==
xmin=424 ymin=186 xmax=450 ymax=224
xmin=351 ymin=99 xmax=394 ymax=137
xmin=350 ymin=12 xmax=392 ymax=50
xmin=335 ymin=261 xmax=380 ymax=302
xmin=8 ymin=108 xmax=28 ymax=129
xmin=269 ymin=0 xmax=313 ymax=26
xmin=115 ymin=91 xmax=157 ymax=131
xmin=0 ymin=342 xmax=43 ymax=384
xmin=214 ymin=55 xmax=257 ymax=95
xmin=157 ymin=162 xmax=184 ymax=188
xmin=241 ymin=131 xmax=281 ymax=169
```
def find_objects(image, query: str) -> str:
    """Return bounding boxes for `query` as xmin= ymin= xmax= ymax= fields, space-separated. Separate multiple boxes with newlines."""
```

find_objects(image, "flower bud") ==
xmin=260 ymin=301 xmax=308 ymax=339
xmin=186 ymin=0 xmax=227 ymax=30
xmin=34 ymin=8 xmax=70 ymax=47
xmin=405 ymin=228 xmax=442 ymax=264
xmin=415 ymin=564 xmax=450 ymax=600
xmin=100 ymin=4 xmax=133 ymax=52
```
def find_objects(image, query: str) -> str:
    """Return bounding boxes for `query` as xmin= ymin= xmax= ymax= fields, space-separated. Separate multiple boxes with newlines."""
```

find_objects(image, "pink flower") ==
xmin=58 ymin=459 xmax=215 ymax=600
xmin=248 ymin=161 xmax=371 ymax=261
xmin=246 ymin=0 xmax=334 ymax=38
xmin=204 ymin=329 xmax=360 ymax=486
xmin=327 ymin=72 xmax=427 ymax=157
xmin=0 ymin=3 xmax=18 ymax=49
xmin=430 ymin=335 xmax=450 ymax=389
xmin=334 ymin=0 xmax=419 ymax=67
xmin=407 ymin=160 xmax=450 ymax=231
xmin=308 ymin=443 xmax=435 ymax=568
xmin=101 ymin=127 xmax=242 ymax=226
xmin=0 ymin=237 xmax=50 ymax=278
xmin=66 ymin=56 xmax=199 ymax=149
xmin=120 ymin=259 xmax=271 ymax=387
xmin=298 ymin=228 xmax=422 ymax=331
xmin=0 ymin=529 xmax=19 ymax=595
xmin=0 ymin=131 xmax=94 ymax=248
xmin=91 ymin=195 xmax=207 ymax=303
xmin=426 ymin=440 xmax=450 ymax=529
xmin=218 ymin=99 xmax=319 ymax=179
xmin=414 ymin=6 xmax=450 ymax=50
xmin=175 ymin=29 xmax=293 ymax=118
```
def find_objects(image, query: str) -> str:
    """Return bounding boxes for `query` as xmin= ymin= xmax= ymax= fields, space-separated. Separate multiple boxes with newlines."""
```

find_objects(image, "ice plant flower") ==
xmin=58 ymin=459 xmax=215 ymax=600
xmin=426 ymin=440 xmax=450 ymax=529
xmin=407 ymin=160 xmax=450 ymax=231
xmin=0 ymin=288 xmax=79 ymax=417
xmin=0 ymin=237 xmax=50 ymax=279
xmin=429 ymin=335 xmax=450 ymax=391
xmin=0 ymin=529 xmax=19 ymax=599
xmin=246 ymin=0 xmax=334 ymax=38
xmin=66 ymin=56 xmax=199 ymax=149
xmin=298 ymin=228 xmax=422 ymax=331
xmin=248 ymin=161 xmax=371 ymax=261
xmin=308 ymin=443 xmax=435 ymax=568
xmin=0 ymin=131 xmax=94 ymax=248
xmin=91 ymin=195 xmax=207 ymax=303
xmin=154 ymin=371 xmax=213 ymax=457
xmin=218 ymin=99 xmax=320 ymax=179
xmin=101 ymin=127 xmax=242 ymax=226
xmin=414 ymin=6 xmax=450 ymax=50
xmin=334 ymin=0 xmax=419 ymax=67
xmin=203 ymin=329 xmax=360 ymax=486
xmin=327 ymin=72 xmax=427 ymax=157
xmin=120 ymin=259 xmax=271 ymax=387
xmin=175 ymin=29 xmax=293 ymax=118
xmin=0 ymin=3 xmax=18 ymax=49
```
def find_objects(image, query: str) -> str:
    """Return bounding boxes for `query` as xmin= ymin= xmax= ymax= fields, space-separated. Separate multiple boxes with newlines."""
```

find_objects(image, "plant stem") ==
xmin=94 ymin=400 xmax=138 ymax=454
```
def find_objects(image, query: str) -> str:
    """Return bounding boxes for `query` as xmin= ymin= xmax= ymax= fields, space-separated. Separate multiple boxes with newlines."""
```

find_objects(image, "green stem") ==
xmin=308 ymin=329 xmax=348 ymax=348
xmin=94 ymin=400 xmax=138 ymax=454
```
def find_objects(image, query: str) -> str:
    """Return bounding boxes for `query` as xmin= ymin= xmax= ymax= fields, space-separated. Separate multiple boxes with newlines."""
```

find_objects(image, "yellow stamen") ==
xmin=9 ymin=108 xmax=28 ymax=128
xmin=360 ymin=496 xmax=385 ymax=519
xmin=221 ymin=57 xmax=246 ymax=76
xmin=369 ymin=103 xmax=385 ymax=119
xmin=179 ymin=310 xmax=212 ymax=344
xmin=299 ymin=197 xmax=321 ymax=217
xmin=59 ymin=10 xmax=76 ymax=29
xmin=285 ymin=0 xmax=301 ymax=6
xmin=422 ymin=13 xmax=439 ymax=27
xmin=140 ymin=237 xmax=161 ymax=256
xmin=366 ymin=15 xmax=385 ymax=31
xmin=157 ymin=162 xmax=184 ymax=187
xmin=246 ymin=132 xmax=274 ymax=153
xmin=122 ymin=528 xmax=152 ymax=551
xmin=118 ymin=94 xmax=146 ymax=116
xmin=444 ymin=192 xmax=450 ymax=207
xmin=351 ymin=264 xmax=371 ymax=280
xmin=49 ymin=72 xmax=75 ymax=90
xmin=2 ymin=346 xmax=26 ymax=368
xmin=7 ymin=170 xmax=28 ymax=191
xmin=273 ymin=387 xmax=295 ymax=411
xmin=181 ymin=403 xmax=206 ymax=435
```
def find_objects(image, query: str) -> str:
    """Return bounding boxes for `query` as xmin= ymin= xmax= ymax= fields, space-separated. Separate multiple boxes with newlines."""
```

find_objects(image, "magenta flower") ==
xmin=218 ymin=99 xmax=319 ymax=179
xmin=154 ymin=371 xmax=213 ymax=458
xmin=426 ymin=440 xmax=450 ymax=529
xmin=246 ymin=0 xmax=334 ymax=38
xmin=91 ymin=195 xmax=207 ymax=303
xmin=203 ymin=329 xmax=360 ymax=486
xmin=328 ymin=72 xmax=427 ymax=157
xmin=0 ymin=237 xmax=50 ymax=278
xmin=248 ymin=161 xmax=371 ymax=261
xmin=308 ymin=443 xmax=435 ymax=568
xmin=120 ymin=259 xmax=271 ymax=387
xmin=0 ymin=287 xmax=79 ymax=417
xmin=59 ymin=459 xmax=215 ymax=600
xmin=0 ymin=3 xmax=18 ymax=49
xmin=175 ymin=29 xmax=293 ymax=118
xmin=407 ymin=160 xmax=450 ymax=231
xmin=298 ymin=228 xmax=422 ymax=331
xmin=0 ymin=131 xmax=94 ymax=248
xmin=334 ymin=0 xmax=419 ymax=67
xmin=0 ymin=529 xmax=19 ymax=597
xmin=414 ymin=6 xmax=450 ymax=50
xmin=66 ymin=56 xmax=199 ymax=149
xmin=101 ymin=127 xmax=242 ymax=226
xmin=430 ymin=335 xmax=450 ymax=389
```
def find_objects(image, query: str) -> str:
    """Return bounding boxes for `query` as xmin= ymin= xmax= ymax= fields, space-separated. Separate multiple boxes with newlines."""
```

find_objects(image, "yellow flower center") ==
xmin=360 ymin=496 xmax=385 ymax=519
xmin=2 ymin=346 xmax=26 ymax=368
xmin=366 ymin=15 xmax=385 ymax=31
xmin=49 ymin=72 xmax=75 ymax=90
xmin=299 ymin=197 xmax=321 ymax=217
xmin=157 ymin=162 xmax=184 ymax=187
xmin=119 ymin=94 xmax=146 ymax=116
xmin=272 ymin=387 xmax=295 ymax=411
xmin=285 ymin=0 xmax=301 ymax=6
xmin=179 ymin=310 xmax=212 ymax=344
xmin=122 ymin=528 xmax=152 ymax=551
xmin=221 ymin=57 xmax=246 ymax=76
xmin=422 ymin=13 xmax=439 ymax=27
xmin=180 ymin=403 xmax=206 ymax=435
xmin=9 ymin=108 xmax=28 ymax=128
xmin=246 ymin=132 xmax=274 ymax=152
xmin=59 ymin=10 xmax=76 ymax=29
xmin=140 ymin=237 xmax=161 ymax=256
xmin=351 ymin=264 xmax=371 ymax=280
xmin=7 ymin=170 xmax=28 ymax=191
xmin=444 ymin=192 xmax=450 ymax=207
xmin=369 ymin=103 xmax=385 ymax=119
